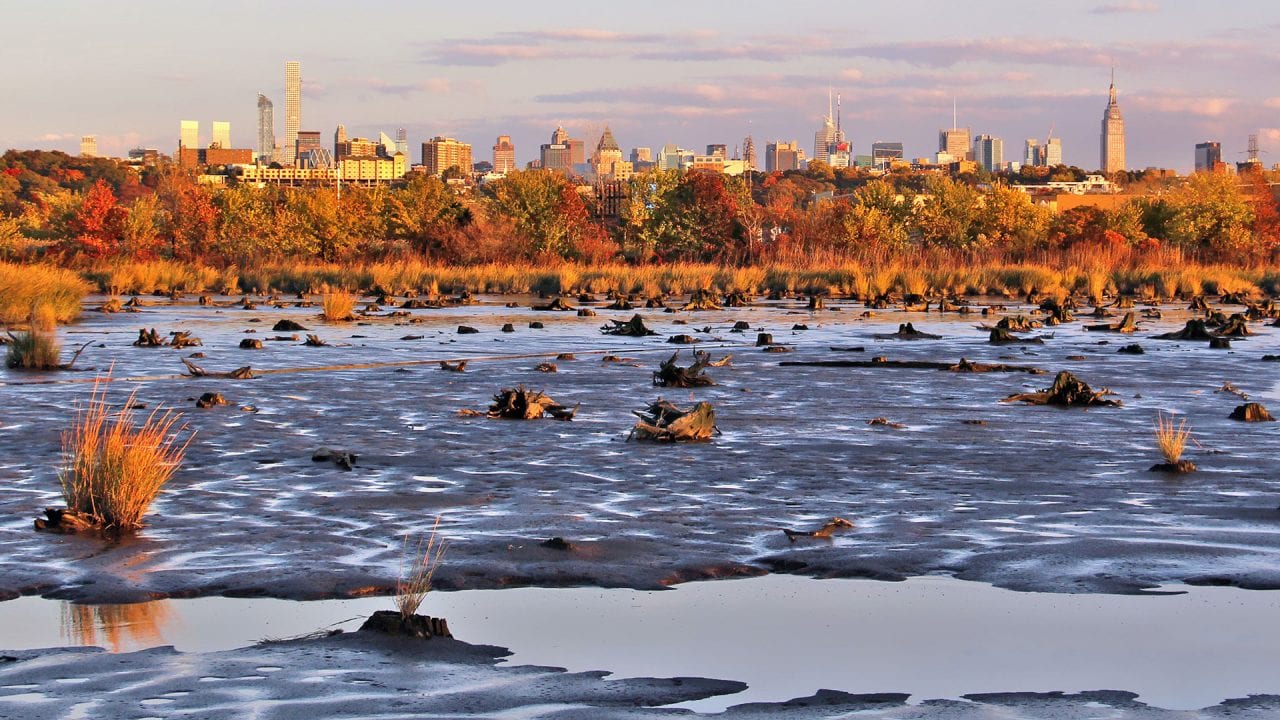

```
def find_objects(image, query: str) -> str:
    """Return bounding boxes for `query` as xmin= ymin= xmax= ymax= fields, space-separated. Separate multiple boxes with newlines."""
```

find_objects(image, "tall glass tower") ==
xmin=284 ymin=61 xmax=301 ymax=165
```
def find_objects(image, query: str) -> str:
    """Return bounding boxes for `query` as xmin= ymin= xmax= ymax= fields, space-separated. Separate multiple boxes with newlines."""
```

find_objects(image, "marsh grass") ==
xmin=60 ymin=382 xmax=191 ymax=532
xmin=321 ymin=290 xmax=356 ymax=321
xmin=0 ymin=263 xmax=89 ymax=325
xmin=6 ymin=306 xmax=62 ymax=370
xmin=396 ymin=516 xmax=447 ymax=619
xmin=1154 ymin=411 xmax=1192 ymax=465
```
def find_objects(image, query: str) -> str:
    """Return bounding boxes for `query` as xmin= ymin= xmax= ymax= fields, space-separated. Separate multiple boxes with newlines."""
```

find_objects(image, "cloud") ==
xmin=1264 ymin=97 xmax=1280 ymax=109
xmin=38 ymin=133 xmax=78 ymax=142
xmin=1091 ymin=1 xmax=1159 ymax=14
xmin=363 ymin=77 xmax=472 ymax=96
xmin=423 ymin=28 xmax=661 ymax=66
xmin=1132 ymin=93 xmax=1235 ymax=117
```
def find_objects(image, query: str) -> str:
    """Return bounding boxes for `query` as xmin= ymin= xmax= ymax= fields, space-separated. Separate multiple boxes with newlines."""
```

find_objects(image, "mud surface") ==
xmin=3 ymin=632 xmax=1280 ymax=719
xmin=2 ymin=294 xmax=1279 ymax=602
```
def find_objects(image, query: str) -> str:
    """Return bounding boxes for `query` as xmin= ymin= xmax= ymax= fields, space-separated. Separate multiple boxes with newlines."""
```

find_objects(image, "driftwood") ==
xmin=313 ymin=447 xmax=357 ymax=470
xmin=682 ymin=289 xmax=722 ymax=311
xmin=868 ymin=417 xmax=906 ymax=428
xmin=1215 ymin=314 xmax=1253 ymax=337
xmin=33 ymin=508 xmax=99 ymax=534
xmin=606 ymin=296 xmax=634 ymax=310
xmin=993 ymin=315 xmax=1042 ymax=332
xmin=181 ymin=358 xmax=254 ymax=379
xmin=1189 ymin=296 xmax=1211 ymax=312
xmin=303 ymin=334 xmax=328 ymax=347
xmin=273 ymin=319 xmax=309 ymax=331
xmin=782 ymin=517 xmax=853 ymax=542
xmin=667 ymin=334 xmax=699 ymax=344
xmin=239 ymin=338 xmax=263 ymax=350
xmin=1039 ymin=298 xmax=1074 ymax=324
xmin=133 ymin=328 xmax=164 ymax=347
xmin=1084 ymin=311 xmax=1137 ymax=333
xmin=488 ymin=386 xmax=578 ymax=420
xmin=535 ymin=362 xmax=557 ymax=372
xmin=653 ymin=350 xmax=716 ymax=387
xmin=1229 ymin=402 xmax=1275 ymax=422
xmin=723 ymin=291 xmax=750 ymax=307
xmin=196 ymin=392 xmax=229 ymax=408
xmin=780 ymin=357 xmax=1044 ymax=374
xmin=457 ymin=326 xmax=479 ymax=334
xmin=440 ymin=360 xmax=467 ymax=372
xmin=1003 ymin=370 xmax=1121 ymax=407
xmin=534 ymin=297 xmax=575 ymax=311
xmin=874 ymin=322 xmax=941 ymax=340
xmin=1154 ymin=320 xmax=1214 ymax=340
xmin=988 ymin=327 xmax=1045 ymax=344
xmin=629 ymin=399 xmax=717 ymax=442
xmin=807 ymin=295 xmax=826 ymax=310
xmin=1220 ymin=291 xmax=1250 ymax=305
xmin=170 ymin=331 xmax=201 ymax=348
xmin=1117 ymin=343 xmax=1145 ymax=354
xmin=501 ymin=323 xmax=515 ymax=333
xmin=601 ymin=314 xmax=657 ymax=337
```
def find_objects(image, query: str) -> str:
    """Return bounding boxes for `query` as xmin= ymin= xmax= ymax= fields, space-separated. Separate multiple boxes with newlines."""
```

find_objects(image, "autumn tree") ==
xmin=61 ymin=179 xmax=123 ymax=260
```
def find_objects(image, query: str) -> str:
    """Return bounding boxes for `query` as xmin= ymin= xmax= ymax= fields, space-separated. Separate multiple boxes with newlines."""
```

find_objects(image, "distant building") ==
xmin=335 ymin=136 xmax=383 ymax=161
xmin=765 ymin=140 xmax=803 ymax=172
xmin=395 ymin=128 xmax=409 ymax=158
xmin=128 ymin=148 xmax=160 ymax=166
xmin=1101 ymin=71 xmax=1126 ymax=173
xmin=706 ymin=144 xmax=727 ymax=159
xmin=211 ymin=121 xmax=231 ymax=149
xmin=256 ymin=94 xmax=275 ymax=163
xmin=1024 ymin=137 xmax=1062 ymax=167
xmin=334 ymin=124 xmax=348 ymax=155
xmin=657 ymin=144 xmax=694 ymax=171
xmin=973 ymin=135 xmax=1003 ymax=172
xmin=540 ymin=126 xmax=584 ymax=174
xmin=1023 ymin=139 xmax=1039 ymax=167
xmin=79 ymin=135 xmax=98 ymax=158
xmin=180 ymin=120 xmax=199 ymax=150
xmin=1195 ymin=141 xmax=1223 ymax=172
xmin=178 ymin=146 xmax=254 ymax=169
xmin=295 ymin=131 xmax=321 ymax=164
xmin=813 ymin=91 xmax=848 ymax=167
xmin=492 ymin=135 xmax=516 ymax=173
xmin=422 ymin=136 xmax=473 ymax=177
xmin=592 ymin=126 xmax=626 ymax=180
xmin=742 ymin=135 xmax=756 ymax=172
xmin=283 ymin=60 xmax=301 ymax=165
xmin=871 ymin=141 xmax=904 ymax=169
xmin=938 ymin=127 xmax=971 ymax=162
xmin=630 ymin=147 xmax=652 ymax=164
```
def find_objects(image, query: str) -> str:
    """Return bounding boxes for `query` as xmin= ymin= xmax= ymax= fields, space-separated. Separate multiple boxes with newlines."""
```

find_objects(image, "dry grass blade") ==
xmin=60 ymin=380 xmax=192 ymax=531
xmin=1154 ymin=411 xmax=1192 ymax=465
xmin=396 ymin=516 xmax=447 ymax=619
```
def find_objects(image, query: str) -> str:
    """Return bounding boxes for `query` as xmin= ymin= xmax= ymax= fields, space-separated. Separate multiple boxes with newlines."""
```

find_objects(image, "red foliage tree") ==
xmin=64 ymin=179 xmax=124 ymax=260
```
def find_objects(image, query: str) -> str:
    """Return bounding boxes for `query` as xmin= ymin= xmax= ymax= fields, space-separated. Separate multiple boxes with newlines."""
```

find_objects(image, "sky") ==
xmin=3 ymin=0 xmax=1279 ymax=172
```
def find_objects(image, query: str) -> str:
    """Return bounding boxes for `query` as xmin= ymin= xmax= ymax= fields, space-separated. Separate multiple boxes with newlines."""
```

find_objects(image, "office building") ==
xmin=706 ymin=144 xmax=727 ymax=159
xmin=813 ymin=91 xmax=848 ymax=166
xmin=257 ymin=94 xmax=275 ymax=163
xmin=211 ymin=121 xmax=231 ymax=149
xmin=973 ymin=135 xmax=1003 ymax=172
xmin=79 ymin=136 xmax=98 ymax=158
xmin=295 ymin=130 xmax=321 ymax=166
xmin=657 ymin=143 xmax=694 ymax=171
xmin=765 ymin=140 xmax=803 ymax=172
xmin=1043 ymin=137 xmax=1063 ymax=167
xmin=284 ymin=60 xmax=301 ymax=165
xmin=493 ymin=135 xmax=516 ymax=173
xmin=335 ymin=136 xmax=381 ymax=161
xmin=540 ymin=126 xmax=584 ymax=174
xmin=630 ymin=147 xmax=652 ymax=164
xmin=422 ymin=136 xmax=473 ymax=176
xmin=871 ymin=141 xmax=904 ymax=168
xmin=1101 ymin=71 xmax=1126 ymax=173
xmin=1023 ymin=139 xmax=1039 ymax=167
xmin=180 ymin=120 xmax=199 ymax=150
xmin=334 ymin=124 xmax=348 ymax=154
xmin=1195 ymin=141 xmax=1222 ymax=173
xmin=743 ymin=135 xmax=756 ymax=171
xmin=592 ymin=126 xmax=625 ymax=179
xmin=395 ymin=128 xmax=408 ymax=158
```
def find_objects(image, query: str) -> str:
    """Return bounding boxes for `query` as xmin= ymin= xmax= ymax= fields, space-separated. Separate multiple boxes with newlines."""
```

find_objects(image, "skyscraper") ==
xmin=180 ymin=120 xmax=199 ymax=150
xmin=813 ymin=91 xmax=848 ymax=167
xmin=284 ymin=60 xmax=301 ymax=165
xmin=211 ymin=121 xmax=231 ymax=149
xmin=1043 ymin=137 xmax=1063 ymax=167
xmin=257 ymin=94 xmax=275 ymax=163
xmin=540 ymin=126 xmax=583 ymax=174
xmin=1195 ymin=141 xmax=1222 ymax=172
xmin=493 ymin=135 xmax=516 ymax=173
xmin=335 ymin=124 xmax=348 ymax=153
xmin=630 ymin=147 xmax=652 ymax=164
xmin=938 ymin=99 xmax=971 ymax=162
xmin=422 ymin=137 xmax=473 ymax=176
xmin=871 ymin=141 xmax=904 ymax=169
xmin=742 ymin=135 xmax=756 ymax=172
xmin=79 ymin=136 xmax=98 ymax=158
xmin=765 ymin=141 xmax=802 ymax=172
xmin=1023 ymin=139 xmax=1039 ymax=167
xmin=1100 ymin=71 xmax=1125 ymax=174
xmin=395 ymin=128 xmax=408 ymax=158
xmin=973 ymin=135 xmax=1003 ymax=172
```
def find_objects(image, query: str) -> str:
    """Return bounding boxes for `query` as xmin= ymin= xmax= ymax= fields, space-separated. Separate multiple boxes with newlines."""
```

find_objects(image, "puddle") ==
xmin=4 ymin=575 xmax=1280 ymax=711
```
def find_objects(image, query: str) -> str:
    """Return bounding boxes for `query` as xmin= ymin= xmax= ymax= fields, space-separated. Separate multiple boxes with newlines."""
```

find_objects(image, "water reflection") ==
xmin=60 ymin=601 xmax=174 ymax=652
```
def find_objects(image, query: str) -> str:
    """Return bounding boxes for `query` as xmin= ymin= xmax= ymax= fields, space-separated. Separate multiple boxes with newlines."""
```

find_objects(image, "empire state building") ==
xmin=1100 ymin=72 xmax=1126 ymax=174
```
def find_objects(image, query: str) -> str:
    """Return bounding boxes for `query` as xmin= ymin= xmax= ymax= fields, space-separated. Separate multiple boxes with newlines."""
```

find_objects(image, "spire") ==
xmin=827 ymin=87 xmax=834 ymax=125
xmin=952 ymin=96 xmax=957 ymax=130
xmin=1109 ymin=67 xmax=1117 ymax=105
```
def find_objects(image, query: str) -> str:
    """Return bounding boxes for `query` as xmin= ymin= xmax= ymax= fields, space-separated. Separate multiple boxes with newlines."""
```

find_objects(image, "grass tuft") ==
xmin=1154 ymin=411 xmax=1192 ymax=465
xmin=60 ymin=381 xmax=191 ymax=531
xmin=395 ymin=516 xmax=447 ymax=620
xmin=321 ymin=290 xmax=356 ymax=321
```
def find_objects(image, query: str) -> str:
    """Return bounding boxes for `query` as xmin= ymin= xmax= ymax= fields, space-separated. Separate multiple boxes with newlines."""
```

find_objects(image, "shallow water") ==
xmin=3 ymin=575 xmax=1280 ymax=712
xmin=2 ymin=293 xmax=1279 ymax=602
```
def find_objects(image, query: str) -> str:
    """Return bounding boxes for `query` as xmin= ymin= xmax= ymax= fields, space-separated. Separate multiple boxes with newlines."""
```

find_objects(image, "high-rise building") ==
xmin=180 ymin=120 xmax=199 ymax=150
xmin=743 ymin=135 xmax=756 ymax=172
xmin=1195 ymin=141 xmax=1222 ymax=172
xmin=706 ymin=144 xmax=727 ymax=159
xmin=630 ymin=147 xmax=652 ymax=164
xmin=813 ymin=91 xmax=848 ymax=167
xmin=295 ymin=130 xmax=321 ymax=166
xmin=335 ymin=136 xmax=380 ymax=161
xmin=1100 ymin=70 xmax=1126 ymax=174
xmin=871 ymin=141 xmax=904 ymax=168
xmin=1023 ymin=139 xmax=1039 ymax=167
xmin=1043 ymin=137 xmax=1063 ymax=167
xmin=284 ymin=60 xmax=301 ymax=165
xmin=540 ymin=126 xmax=584 ymax=174
xmin=592 ymin=126 xmax=624 ymax=178
xmin=492 ymin=135 xmax=516 ymax=173
xmin=422 ymin=137 xmax=473 ymax=177
xmin=257 ymin=94 xmax=275 ymax=163
xmin=211 ymin=121 xmax=231 ymax=149
xmin=938 ymin=99 xmax=970 ymax=162
xmin=79 ymin=136 xmax=98 ymax=158
xmin=765 ymin=140 xmax=802 ymax=172
xmin=973 ymin=135 xmax=1003 ymax=172
xmin=334 ymin=124 xmax=348 ymax=155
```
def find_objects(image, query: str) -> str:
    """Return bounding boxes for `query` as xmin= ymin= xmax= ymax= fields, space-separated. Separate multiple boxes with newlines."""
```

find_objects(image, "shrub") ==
xmin=6 ymin=306 xmax=62 ymax=370
xmin=1154 ymin=411 xmax=1192 ymax=465
xmin=321 ymin=290 xmax=356 ymax=321
xmin=60 ymin=383 xmax=191 ymax=531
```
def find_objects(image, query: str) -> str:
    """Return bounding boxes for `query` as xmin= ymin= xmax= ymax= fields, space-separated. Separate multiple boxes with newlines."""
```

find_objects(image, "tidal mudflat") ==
xmin=2 ymin=290 xmax=1280 ymax=716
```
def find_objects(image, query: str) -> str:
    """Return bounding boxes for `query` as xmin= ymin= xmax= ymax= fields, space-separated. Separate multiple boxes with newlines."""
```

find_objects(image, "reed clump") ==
xmin=0 ymin=262 xmax=89 ymax=325
xmin=396 ymin=516 xmax=447 ymax=620
xmin=1152 ymin=411 xmax=1195 ymax=473
xmin=6 ymin=306 xmax=62 ymax=370
xmin=321 ymin=290 xmax=356 ymax=321
xmin=60 ymin=382 xmax=191 ymax=531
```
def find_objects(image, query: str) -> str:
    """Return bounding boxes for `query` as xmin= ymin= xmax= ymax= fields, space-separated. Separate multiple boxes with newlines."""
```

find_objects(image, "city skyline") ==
xmin=4 ymin=1 xmax=1279 ymax=171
